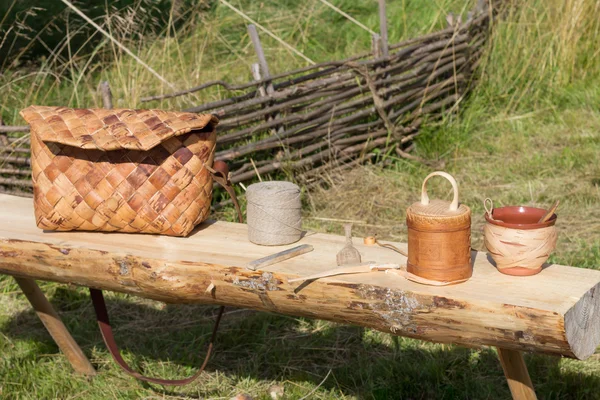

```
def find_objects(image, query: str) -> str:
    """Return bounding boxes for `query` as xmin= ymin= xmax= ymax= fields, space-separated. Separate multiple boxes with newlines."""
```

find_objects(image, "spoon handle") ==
xmin=538 ymin=200 xmax=559 ymax=223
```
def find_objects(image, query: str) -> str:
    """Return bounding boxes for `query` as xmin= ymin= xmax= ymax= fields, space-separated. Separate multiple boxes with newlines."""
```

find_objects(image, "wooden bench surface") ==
xmin=1 ymin=193 xmax=600 ymax=360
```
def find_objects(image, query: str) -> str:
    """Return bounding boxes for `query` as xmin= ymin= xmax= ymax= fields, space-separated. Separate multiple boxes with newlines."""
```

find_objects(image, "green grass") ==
xmin=0 ymin=0 xmax=472 ymax=123
xmin=3 ymin=0 xmax=600 ymax=398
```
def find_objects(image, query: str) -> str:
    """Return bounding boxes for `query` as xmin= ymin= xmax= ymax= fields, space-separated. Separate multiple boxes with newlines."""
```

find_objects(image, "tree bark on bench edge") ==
xmin=2 ymin=238 xmax=599 ymax=361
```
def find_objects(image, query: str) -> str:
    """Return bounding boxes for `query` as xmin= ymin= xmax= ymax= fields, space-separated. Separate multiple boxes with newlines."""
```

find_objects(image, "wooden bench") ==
xmin=1 ymin=193 xmax=599 ymax=399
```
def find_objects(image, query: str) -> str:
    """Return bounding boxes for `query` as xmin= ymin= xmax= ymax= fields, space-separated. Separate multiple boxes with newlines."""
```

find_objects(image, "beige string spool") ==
xmin=483 ymin=199 xmax=558 ymax=276
xmin=246 ymin=181 xmax=302 ymax=246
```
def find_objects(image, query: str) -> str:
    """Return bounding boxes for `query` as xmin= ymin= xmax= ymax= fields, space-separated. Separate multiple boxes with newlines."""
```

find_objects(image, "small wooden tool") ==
xmin=247 ymin=244 xmax=314 ymax=271
xmin=336 ymin=224 xmax=361 ymax=266
xmin=288 ymin=262 xmax=400 ymax=283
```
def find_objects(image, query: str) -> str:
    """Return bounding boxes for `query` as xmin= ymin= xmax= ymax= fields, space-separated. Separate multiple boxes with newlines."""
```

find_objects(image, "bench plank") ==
xmin=1 ymin=194 xmax=599 ymax=360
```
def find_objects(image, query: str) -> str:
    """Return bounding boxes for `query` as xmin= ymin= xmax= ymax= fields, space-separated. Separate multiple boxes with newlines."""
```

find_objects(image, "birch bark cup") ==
xmin=484 ymin=206 xmax=558 ymax=276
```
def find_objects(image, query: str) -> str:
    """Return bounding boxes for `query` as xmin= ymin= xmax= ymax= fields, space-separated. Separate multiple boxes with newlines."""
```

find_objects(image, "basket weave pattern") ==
xmin=22 ymin=106 xmax=218 ymax=237
xmin=484 ymin=224 xmax=557 ymax=271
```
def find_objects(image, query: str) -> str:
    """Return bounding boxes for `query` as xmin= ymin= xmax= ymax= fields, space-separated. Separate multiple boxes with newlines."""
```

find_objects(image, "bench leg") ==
xmin=497 ymin=347 xmax=537 ymax=400
xmin=14 ymin=277 xmax=96 ymax=376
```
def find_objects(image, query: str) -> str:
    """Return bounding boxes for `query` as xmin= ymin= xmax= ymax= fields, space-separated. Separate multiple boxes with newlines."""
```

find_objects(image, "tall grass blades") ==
xmin=477 ymin=0 xmax=600 ymax=112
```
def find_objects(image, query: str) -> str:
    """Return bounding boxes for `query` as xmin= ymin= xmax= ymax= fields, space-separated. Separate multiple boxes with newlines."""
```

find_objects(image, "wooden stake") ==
xmin=377 ymin=1 xmax=390 ymax=98
xmin=446 ymin=12 xmax=455 ymax=28
xmin=497 ymin=348 xmax=537 ymax=400
xmin=251 ymin=63 xmax=279 ymax=137
xmin=248 ymin=24 xmax=274 ymax=96
xmin=371 ymin=33 xmax=382 ymax=58
xmin=13 ymin=277 xmax=96 ymax=376
xmin=378 ymin=0 xmax=389 ymax=58
xmin=248 ymin=24 xmax=282 ymax=133
xmin=251 ymin=63 xmax=267 ymax=98
xmin=99 ymin=81 xmax=113 ymax=110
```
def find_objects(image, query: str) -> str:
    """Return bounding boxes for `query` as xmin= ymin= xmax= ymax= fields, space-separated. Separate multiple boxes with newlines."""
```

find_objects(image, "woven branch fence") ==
xmin=0 ymin=0 xmax=494 ymax=198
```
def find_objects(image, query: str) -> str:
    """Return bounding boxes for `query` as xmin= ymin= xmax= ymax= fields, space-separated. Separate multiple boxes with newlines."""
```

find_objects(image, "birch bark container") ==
xmin=406 ymin=172 xmax=472 ymax=283
xmin=484 ymin=206 xmax=558 ymax=276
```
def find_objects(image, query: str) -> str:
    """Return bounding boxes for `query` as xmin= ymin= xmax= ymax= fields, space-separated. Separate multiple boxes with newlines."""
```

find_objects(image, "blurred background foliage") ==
xmin=0 ymin=0 xmax=211 ymax=68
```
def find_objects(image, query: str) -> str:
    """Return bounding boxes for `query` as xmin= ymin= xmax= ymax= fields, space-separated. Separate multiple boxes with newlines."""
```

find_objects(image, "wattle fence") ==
xmin=0 ymin=0 xmax=494 ymax=197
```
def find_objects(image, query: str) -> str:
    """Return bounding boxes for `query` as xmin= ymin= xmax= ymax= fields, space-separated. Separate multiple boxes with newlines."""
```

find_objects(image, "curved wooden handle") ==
xmin=484 ymin=198 xmax=494 ymax=219
xmin=420 ymin=171 xmax=459 ymax=211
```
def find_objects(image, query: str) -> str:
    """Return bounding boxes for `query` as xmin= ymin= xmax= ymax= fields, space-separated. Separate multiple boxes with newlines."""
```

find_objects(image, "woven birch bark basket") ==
xmin=21 ymin=106 xmax=219 ymax=237
xmin=484 ymin=223 xmax=557 ymax=274
xmin=483 ymin=202 xmax=558 ymax=276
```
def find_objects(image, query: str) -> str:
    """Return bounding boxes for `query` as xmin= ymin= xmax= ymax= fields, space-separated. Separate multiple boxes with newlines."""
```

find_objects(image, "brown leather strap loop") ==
xmin=208 ymin=161 xmax=243 ymax=223
xmin=90 ymin=288 xmax=224 ymax=386
xmin=89 ymin=161 xmax=240 ymax=386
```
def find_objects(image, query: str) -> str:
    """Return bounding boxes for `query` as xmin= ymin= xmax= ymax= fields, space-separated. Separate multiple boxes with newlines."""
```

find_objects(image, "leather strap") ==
xmin=89 ymin=161 xmax=241 ymax=386
xmin=90 ymin=288 xmax=224 ymax=386
xmin=209 ymin=160 xmax=243 ymax=223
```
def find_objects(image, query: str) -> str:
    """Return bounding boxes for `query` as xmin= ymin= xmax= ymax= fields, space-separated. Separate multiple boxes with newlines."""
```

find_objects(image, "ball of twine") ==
xmin=246 ymin=181 xmax=302 ymax=246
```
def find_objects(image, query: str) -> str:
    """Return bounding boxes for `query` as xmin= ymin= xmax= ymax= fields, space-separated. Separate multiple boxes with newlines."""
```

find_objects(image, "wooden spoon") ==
xmin=538 ymin=200 xmax=559 ymax=223
xmin=336 ymin=224 xmax=361 ymax=266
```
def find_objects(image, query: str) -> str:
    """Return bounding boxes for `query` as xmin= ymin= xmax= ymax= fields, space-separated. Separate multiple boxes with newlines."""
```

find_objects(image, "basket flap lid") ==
xmin=20 ymin=106 xmax=218 ymax=151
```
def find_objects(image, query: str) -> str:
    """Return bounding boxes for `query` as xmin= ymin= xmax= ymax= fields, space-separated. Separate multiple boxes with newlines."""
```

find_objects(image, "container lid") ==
xmin=407 ymin=171 xmax=470 ymax=221
xmin=408 ymin=198 xmax=470 ymax=217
